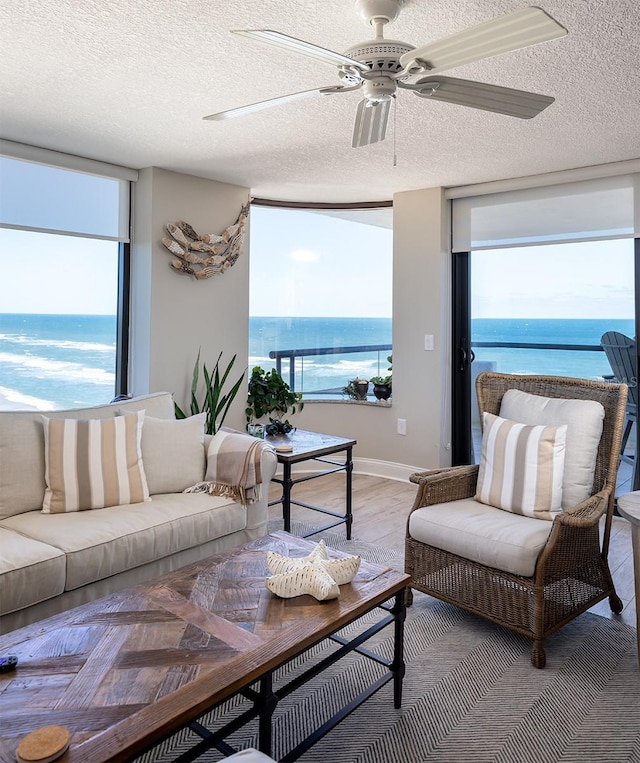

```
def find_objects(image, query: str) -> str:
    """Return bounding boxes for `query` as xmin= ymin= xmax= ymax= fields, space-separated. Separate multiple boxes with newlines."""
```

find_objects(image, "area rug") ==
xmin=136 ymin=523 xmax=640 ymax=763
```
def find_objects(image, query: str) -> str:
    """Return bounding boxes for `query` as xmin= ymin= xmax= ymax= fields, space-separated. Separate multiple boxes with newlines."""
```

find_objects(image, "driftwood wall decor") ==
xmin=162 ymin=201 xmax=250 ymax=280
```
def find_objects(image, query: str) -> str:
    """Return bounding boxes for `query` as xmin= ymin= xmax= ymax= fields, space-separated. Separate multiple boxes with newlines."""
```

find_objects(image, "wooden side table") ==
xmin=267 ymin=429 xmax=357 ymax=539
xmin=617 ymin=490 xmax=640 ymax=665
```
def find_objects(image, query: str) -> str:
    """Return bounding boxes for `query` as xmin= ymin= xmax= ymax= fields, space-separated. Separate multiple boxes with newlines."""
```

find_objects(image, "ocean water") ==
xmin=0 ymin=314 xmax=635 ymax=410
xmin=471 ymin=318 xmax=635 ymax=380
xmin=249 ymin=316 xmax=392 ymax=394
xmin=0 ymin=313 xmax=117 ymax=409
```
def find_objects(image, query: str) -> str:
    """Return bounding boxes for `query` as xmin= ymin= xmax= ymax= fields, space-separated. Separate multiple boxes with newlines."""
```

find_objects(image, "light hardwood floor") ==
xmin=269 ymin=471 xmax=637 ymax=629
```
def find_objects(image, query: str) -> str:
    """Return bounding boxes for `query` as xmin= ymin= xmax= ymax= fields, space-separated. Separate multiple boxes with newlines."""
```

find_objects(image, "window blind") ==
xmin=451 ymin=173 xmax=639 ymax=252
xmin=0 ymin=142 xmax=136 ymax=242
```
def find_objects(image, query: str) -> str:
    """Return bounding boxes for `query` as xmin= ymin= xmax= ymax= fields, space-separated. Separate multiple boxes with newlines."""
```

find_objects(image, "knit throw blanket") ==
xmin=184 ymin=429 xmax=269 ymax=505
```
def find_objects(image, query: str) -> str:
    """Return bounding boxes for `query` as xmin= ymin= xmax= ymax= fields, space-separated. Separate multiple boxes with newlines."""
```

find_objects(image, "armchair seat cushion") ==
xmin=408 ymin=498 xmax=553 ymax=577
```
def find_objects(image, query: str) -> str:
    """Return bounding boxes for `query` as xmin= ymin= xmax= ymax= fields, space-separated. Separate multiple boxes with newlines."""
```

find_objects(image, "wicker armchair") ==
xmin=405 ymin=372 xmax=627 ymax=668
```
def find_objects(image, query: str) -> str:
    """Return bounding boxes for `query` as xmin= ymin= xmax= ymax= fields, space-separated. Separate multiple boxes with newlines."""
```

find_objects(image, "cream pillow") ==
xmin=42 ymin=410 xmax=149 ymax=513
xmin=139 ymin=413 xmax=207 ymax=494
xmin=499 ymin=389 xmax=605 ymax=509
xmin=476 ymin=412 xmax=567 ymax=520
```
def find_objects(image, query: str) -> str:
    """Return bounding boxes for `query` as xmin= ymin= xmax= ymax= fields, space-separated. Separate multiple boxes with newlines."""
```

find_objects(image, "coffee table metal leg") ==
xmin=258 ymin=672 xmax=278 ymax=756
xmin=392 ymin=588 xmax=407 ymax=709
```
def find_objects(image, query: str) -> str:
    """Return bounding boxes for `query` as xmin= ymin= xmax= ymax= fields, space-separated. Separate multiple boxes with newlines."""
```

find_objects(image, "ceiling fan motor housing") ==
xmin=339 ymin=40 xmax=416 ymax=84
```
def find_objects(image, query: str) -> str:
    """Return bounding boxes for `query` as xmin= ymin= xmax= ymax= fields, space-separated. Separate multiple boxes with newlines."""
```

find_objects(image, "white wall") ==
xmin=131 ymin=168 xmax=251 ymax=430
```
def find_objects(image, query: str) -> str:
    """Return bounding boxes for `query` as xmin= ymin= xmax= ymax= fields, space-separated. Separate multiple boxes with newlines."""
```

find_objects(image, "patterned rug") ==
xmin=136 ymin=522 xmax=640 ymax=763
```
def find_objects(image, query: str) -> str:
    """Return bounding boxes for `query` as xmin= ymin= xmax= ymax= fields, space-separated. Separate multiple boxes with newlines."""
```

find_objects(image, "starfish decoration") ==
xmin=265 ymin=540 xmax=361 ymax=601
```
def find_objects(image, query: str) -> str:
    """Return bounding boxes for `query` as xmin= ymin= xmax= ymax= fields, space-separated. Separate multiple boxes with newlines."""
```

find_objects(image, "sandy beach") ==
xmin=0 ymin=386 xmax=53 ymax=411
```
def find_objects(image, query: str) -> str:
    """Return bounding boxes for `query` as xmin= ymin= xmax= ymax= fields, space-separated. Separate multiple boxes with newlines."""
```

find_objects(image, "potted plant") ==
xmin=246 ymin=366 xmax=304 ymax=436
xmin=174 ymin=349 xmax=246 ymax=434
xmin=370 ymin=355 xmax=392 ymax=400
xmin=343 ymin=377 xmax=369 ymax=401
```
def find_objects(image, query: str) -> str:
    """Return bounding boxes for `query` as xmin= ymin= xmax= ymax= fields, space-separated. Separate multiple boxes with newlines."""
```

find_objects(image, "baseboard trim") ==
xmin=277 ymin=457 xmax=422 ymax=482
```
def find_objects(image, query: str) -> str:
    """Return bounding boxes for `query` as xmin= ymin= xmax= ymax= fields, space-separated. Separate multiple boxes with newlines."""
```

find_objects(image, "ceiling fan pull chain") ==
xmin=393 ymin=96 xmax=397 ymax=167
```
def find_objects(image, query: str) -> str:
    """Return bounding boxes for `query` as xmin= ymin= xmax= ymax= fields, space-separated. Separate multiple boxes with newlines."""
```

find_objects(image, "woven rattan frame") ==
xmin=405 ymin=372 xmax=628 ymax=668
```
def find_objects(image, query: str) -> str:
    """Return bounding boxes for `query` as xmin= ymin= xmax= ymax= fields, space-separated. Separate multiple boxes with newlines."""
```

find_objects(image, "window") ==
xmin=0 ymin=151 xmax=133 ymax=410
xmin=249 ymin=204 xmax=393 ymax=398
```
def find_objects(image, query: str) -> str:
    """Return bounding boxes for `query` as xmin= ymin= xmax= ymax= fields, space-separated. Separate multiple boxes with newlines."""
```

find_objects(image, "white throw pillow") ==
xmin=138 ymin=413 xmax=207 ymax=494
xmin=476 ymin=413 xmax=567 ymax=520
xmin=42 ymin=410 xmax=149 ymax=513
xmin=499 ymin=389 xmax=605 ymax=509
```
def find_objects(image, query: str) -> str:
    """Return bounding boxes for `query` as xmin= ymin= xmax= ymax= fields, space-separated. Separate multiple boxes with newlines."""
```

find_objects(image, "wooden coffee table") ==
xmin=0 ymin=532 xmax=408 ymax=762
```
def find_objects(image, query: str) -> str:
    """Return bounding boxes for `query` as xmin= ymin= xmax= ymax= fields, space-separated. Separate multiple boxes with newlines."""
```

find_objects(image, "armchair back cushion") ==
xmin=499 ymin=389 xmax=605 ymax=509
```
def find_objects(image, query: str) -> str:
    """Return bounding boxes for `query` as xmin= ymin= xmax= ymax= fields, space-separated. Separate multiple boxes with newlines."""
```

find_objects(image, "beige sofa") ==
xmin=0 ymin=392 xmax=277 ymax=634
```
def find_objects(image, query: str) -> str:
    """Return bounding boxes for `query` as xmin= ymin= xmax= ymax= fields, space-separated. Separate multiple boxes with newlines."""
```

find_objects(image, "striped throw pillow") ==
xmin=475 ymin=412 xmax=567 ymax=520
xmin=41 ymin=410 xmax=149 ymax=513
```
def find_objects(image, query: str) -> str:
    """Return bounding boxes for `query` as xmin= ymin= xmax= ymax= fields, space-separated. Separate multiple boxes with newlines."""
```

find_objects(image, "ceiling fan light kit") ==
xmin=204 ymin=1 xmax=568 ymax=148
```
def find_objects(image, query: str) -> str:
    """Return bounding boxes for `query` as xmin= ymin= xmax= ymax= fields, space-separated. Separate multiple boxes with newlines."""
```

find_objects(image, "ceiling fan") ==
xmin=204 ymin=0 xmax=567 ymax=148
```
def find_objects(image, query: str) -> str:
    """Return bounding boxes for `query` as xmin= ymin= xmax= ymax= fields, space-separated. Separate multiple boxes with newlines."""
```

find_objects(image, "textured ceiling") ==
xmin=1 ymin=0 xmax=639 ymax=202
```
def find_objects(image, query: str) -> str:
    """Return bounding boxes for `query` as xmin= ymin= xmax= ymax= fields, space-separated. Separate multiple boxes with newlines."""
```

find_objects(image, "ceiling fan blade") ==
xmin=399 ymin=6 xmax=567 ymax=73
xmin=412 ymin=76 xmax=554 ymax=119
xmin=352 ymin=99 xmax=391 ymax=148
xmin=232 ymin=29 xmax=369 ymax=71
xmin=203 ymin=86 xmax=345 ymax=121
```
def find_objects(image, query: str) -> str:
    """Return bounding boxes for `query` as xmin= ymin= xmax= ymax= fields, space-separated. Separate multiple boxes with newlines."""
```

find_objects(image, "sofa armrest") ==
xmin=242 ymin=442 xmax=277 ymax=535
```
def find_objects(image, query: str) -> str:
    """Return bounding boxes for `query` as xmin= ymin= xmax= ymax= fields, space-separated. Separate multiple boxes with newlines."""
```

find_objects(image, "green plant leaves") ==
xmin=175 ymin=349 xmax=245 ymax=434
xmin=246 ymin=366 xmax=303 ymax=425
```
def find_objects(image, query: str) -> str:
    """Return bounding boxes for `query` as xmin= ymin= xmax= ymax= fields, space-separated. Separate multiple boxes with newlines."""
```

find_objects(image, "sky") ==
xmin=471 ymin=238 xmax=634 ymax=320
xmin=249 ymin=206 xmax=393 ymax=318
xmin=0 ymin=228 xmax=119 ymax=315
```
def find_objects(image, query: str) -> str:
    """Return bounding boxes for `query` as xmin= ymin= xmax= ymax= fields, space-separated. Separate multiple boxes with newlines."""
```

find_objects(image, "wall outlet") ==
xmin=397 ymin=418 xmax=407 ymax=435
xmin=424 ymin=334 xmax=434 ymax=351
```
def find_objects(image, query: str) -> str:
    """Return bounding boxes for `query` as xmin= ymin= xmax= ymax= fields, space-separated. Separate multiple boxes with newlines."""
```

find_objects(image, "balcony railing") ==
xmin=264 ymin=338 xmax=614 ymax=397
xmin=269 ymin=344 xmax=392 ymax=394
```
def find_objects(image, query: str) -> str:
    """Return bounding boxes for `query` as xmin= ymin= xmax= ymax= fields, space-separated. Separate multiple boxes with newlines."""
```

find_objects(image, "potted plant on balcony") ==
xmin=343 ymin=377 xmax=369 ymax=400
xmin=246 ymin=366 xmax=304 ymax=436
xmin=370 ymin=355 xmax=392 ymax=401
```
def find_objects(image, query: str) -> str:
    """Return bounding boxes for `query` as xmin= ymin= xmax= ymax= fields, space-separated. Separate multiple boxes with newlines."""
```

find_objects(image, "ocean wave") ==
xmin=0 ymin=334 xmax=115 ymax=352
xmin=0 ymin=385 xmax=54 ymax=411
xmin=0 ymin=352 xmax=115 ymax=384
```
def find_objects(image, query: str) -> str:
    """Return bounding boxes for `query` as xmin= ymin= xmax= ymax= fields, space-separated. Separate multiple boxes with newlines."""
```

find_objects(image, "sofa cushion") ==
xmin=408 ymin=498 xmax=553 ymax=577
xmin=499 ymin=389 xmax=604 ymax=509
xmin=475 ymin=412 xmax=566 ymax=520
xmin=0 ymin=392 xmax=174 ymax=520
xmin=0 ymin=527 xmax=66 ymax=615
xmin=139 ymin=413 xmax=207 ymax=494
xmin=2 ymin=493 xmax=247 ymax=591
xmin=42 ymin=411 xmax=149 ymax=513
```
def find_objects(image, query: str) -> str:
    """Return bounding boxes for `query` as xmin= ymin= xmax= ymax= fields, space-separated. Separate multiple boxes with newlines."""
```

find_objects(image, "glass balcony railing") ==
xmin=268 ymin=344 xmax=393 ymax=396
xmin=262 ymin=339 xmax=624 ymax=398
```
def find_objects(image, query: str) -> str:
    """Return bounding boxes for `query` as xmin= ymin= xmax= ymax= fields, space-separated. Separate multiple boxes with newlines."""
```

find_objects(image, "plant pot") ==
xmin=354 ymin=380 xmax=369 ymax=400
xmin=373 ymin=383 xmax=392 ymax=401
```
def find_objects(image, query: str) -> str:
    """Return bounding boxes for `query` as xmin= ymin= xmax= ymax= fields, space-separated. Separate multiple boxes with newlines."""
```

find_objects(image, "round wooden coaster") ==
xmin=275 ymin=444 xmax=293 ymax=453
xmin=16 ymin=725 xmax=70 ymax=763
